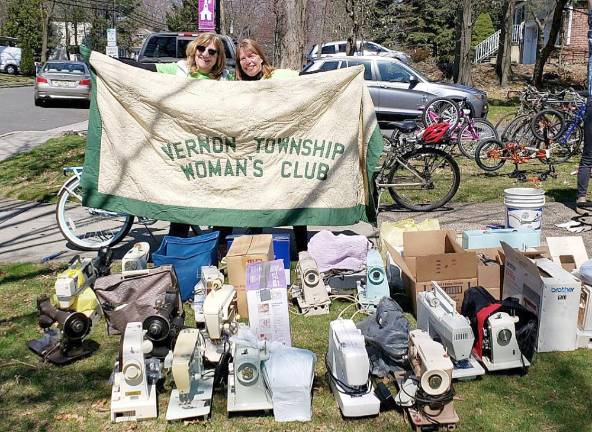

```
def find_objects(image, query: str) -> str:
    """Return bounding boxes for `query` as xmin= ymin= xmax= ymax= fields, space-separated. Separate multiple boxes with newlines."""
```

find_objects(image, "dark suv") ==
xmin=138 ymin=32 xmax=236 ymax=69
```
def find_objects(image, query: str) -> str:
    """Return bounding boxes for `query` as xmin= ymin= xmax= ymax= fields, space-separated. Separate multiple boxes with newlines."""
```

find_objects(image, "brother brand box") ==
xmin=385 ymin=230 xmax=478 ymax=314
xmin=226 ymin=235 xmax=274 ymax=317
xmin=245 ymin=259 xmax=291 ymax=346
xmin=502 ymin=242 xmax=581 ymax=352
xmin=462 ymin=228 xmax=540 ymax=250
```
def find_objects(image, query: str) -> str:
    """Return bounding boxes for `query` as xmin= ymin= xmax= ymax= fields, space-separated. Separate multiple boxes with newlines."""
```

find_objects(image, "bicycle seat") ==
xmin=383 ymin=120 xmax=419 ymax=133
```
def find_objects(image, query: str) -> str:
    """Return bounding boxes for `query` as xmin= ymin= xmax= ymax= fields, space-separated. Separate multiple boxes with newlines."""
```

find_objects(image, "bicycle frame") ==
xmin=558 ymin=101 xmax=586 ymax=146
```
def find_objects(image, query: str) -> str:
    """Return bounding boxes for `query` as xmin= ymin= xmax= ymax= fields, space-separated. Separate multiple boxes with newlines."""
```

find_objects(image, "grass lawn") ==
xmin=0 ymin=73 xmax=34 ymax=88
xmin=1 ymin=263 xmax=592 ymax=432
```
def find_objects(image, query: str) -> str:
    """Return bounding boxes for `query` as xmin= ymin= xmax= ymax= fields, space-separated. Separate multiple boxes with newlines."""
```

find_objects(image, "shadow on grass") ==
xmin=0 ymin=264 xmax=57 ymax=285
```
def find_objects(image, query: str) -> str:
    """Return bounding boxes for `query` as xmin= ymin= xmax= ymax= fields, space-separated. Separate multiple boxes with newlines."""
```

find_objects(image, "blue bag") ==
xmin=152 ymin=231 xmax=220 ymax=301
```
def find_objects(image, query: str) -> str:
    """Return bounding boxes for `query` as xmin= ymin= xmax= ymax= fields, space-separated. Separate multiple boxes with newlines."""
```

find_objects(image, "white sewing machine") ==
xmin=478 ymin=311 xmax=530 ymax=371
xmin=577 ymin=285 xmax=592 ymax=349
xmin=416 ymin=282 xmax=485 ymax=379
xmin=121 ymin=242 xmax=150 ymax=277
xmin=327 ymin=319 xmax=380 ymax=417
xmin=194 ymin=266 xmax=225 ymax=325
xmin=227 ymin=332 xmax=273 ymax=413
xmin=166 ymin=328 xmax=214 ymax=420
xmin=291 ymin=251 xmax=331 ymax=316
xmin=110 ymin=322 xmax=157 ymax=422
xmin=201 ymin=284 xmax=237 ymax=362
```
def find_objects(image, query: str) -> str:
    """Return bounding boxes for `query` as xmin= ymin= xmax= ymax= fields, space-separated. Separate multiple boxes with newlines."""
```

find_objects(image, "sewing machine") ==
xmin=194 ymin=266 xmax=225 ymax=325
xmin=291 ymin=251 xmax=331 ymax=316
xmin=166 ymin=328 xmax=214 ymax=420
xmin=121 ymin=242 xmax=150 ymax=277
xmin=327 ymin=319 xmax=380 ymax=417
xmin=110 ymin=322 xmax=157 ymax=422
xmin=477 ymin=311 xmax=530 ymax=371
xmin=357 ymin=249 xmax=390 ymax=311
xmin=227 ymin=330 xmax=273 ymax=413
xmin=417 ymin=282 xmax=485 ymax=379
xmin=395 ymin=329 xmax=459 ymax=429
xmin=202 ymin=284 xmax=237 ymax=362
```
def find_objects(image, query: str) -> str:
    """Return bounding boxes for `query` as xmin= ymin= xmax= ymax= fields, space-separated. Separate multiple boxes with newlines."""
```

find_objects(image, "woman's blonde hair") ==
xmin=186 ymin=33 xmax=226 ymax=79
xmin=236 ymin=39 xmax=275 ymax=80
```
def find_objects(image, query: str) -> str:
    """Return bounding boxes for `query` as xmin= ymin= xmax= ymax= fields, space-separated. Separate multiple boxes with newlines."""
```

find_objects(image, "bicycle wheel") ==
xmin=475 ymin=139 xmax=508 ymax=172
xmin=456 ymin=118 xmax=499 ymax=159
xmin=501 ymin=114 xmax=531 ymax=141
xmin=387 ymin=147 xmax=460 ymax=211
xmin=56 ymin=176 xmax=134 ymax=250
xmin=530 ymin=109 xmax=565 ymax=141
xmin=422 ymin=98 xmax=460 ymax=130
xmin=494 ymin=110 xmax=519 ymax=132
xmin=544 ymin=123 xmax=583 ymax=164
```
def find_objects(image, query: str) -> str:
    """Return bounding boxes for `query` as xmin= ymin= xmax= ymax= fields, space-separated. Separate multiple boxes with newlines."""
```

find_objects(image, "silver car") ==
xmin=34 ymin=61 xmax=91 ymax=106
xmin=301 ymin=56 xmax=488 ymax=123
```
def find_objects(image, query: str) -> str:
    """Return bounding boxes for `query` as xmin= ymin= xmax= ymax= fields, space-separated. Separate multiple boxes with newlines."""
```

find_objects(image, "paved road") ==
xmin=0 ymin=87 xmax=88 ymax=135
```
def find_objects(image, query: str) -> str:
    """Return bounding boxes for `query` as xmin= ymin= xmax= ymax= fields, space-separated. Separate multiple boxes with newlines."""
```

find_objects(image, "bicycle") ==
xmin=374 ymin=122 xmax=461 ymax=211
xmin=474 ymin=138 xmax=556 ymax=182
xmin=56 ymin=167 xmax=154 ymax=250
xmin=422 ymin=97 xmax=498 ymax=159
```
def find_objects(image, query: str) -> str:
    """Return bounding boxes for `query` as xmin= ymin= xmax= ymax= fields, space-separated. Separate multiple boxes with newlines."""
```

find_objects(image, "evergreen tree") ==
xmin=2 ymin=0 xmax=43 ymax=69
xmin=166 ymin=0 xmax=199 ymax=32
xmin=472 ymin=12 xmax=495 ymax=48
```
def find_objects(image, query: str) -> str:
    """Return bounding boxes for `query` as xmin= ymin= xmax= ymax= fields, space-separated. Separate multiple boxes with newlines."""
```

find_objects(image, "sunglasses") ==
xmin=196 ymin=45 xmax=218 ymax=56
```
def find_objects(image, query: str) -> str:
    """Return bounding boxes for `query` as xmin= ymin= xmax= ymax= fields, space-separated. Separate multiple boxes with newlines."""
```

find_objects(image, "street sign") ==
xmin=106 ymin=28 xmax=117 ymax=47
xmin=106 ymin=45 xmax=119 ymax=58
xmin=198 ymin=0 xmax=215 ymax=32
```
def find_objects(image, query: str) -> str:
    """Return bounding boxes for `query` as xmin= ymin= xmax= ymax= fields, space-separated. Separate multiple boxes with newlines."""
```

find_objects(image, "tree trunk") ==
xmin=316 ymin=0 xmax=329 ymax=59
xmin=454 ymin=0 xmax=473 ymax=85
xmin=65 ymin=17 xmax=70 ymax=60
xmin=272 ymin=0 xmax=284 ymax=66
xmin=279 ymin=0 xmax=307 ymax=69
xmin=588 ymin=0 xmax=592 ymax=96
xmin=534 ymin=18 xmax=545 ymax=65
xmin=345 ymin=0 xmax=358 ymax=56
xmin=40 ymin=0 xmax=55 ymax=63
xmin=533 ymin=0 xmax=568 ymax=88
xmin=496 ymin=0 xmax=514 ymax=86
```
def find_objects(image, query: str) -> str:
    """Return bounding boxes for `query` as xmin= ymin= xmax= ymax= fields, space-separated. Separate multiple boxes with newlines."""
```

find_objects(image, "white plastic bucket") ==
xmin=504 ymin=188 xmax=545 ymax=231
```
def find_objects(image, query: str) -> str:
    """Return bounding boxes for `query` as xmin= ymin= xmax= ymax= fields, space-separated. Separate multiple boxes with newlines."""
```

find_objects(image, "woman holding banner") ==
xmin=235 ymin=38 xmax=309 ymax=253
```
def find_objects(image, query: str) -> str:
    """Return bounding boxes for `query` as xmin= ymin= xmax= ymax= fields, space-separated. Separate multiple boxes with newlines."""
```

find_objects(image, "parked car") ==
xmin=137 ymin=32 xmax=236 ymax=69
xmin=0 ymin=45 xmax=21 ymax=74
xmin=301 ymin=56 xmax=488 ymax=123
xmin=307 ymin=40 xmax=411 ymax=64
xmin=34 ymin=61 xmax=91 ymax=106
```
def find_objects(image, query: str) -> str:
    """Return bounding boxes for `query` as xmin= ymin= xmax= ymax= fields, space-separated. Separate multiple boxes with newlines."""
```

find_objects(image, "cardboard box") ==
xmin=546 ymin=237 xmax=588 ymax=272
xmin=227 ymin=234 xmax=291 ymax=283
xmin=474 ymin=247 xmax=504 ymax=297
xmin=385 ymin=230 xmax=478 ymax=314
xmin=245 ymin=259 xmax=291 ymax=346
xmin=226 ymin=235 xmax=274 ymax=317
xmin=502 ymin=242 xmax=581 ymax=352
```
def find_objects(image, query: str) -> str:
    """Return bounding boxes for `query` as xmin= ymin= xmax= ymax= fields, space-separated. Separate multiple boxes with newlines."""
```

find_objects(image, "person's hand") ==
xmin=80 ymin=44 xmax=91 ymax=62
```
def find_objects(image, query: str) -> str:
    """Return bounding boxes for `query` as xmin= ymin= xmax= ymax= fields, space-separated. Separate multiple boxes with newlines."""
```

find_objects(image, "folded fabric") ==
xmin=307 ymin=230 xmax=370 ymax=273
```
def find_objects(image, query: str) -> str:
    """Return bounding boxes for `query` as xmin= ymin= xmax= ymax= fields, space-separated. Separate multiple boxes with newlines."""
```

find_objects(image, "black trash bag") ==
xmin=462 ymin=286 xmax=538 ymax=363
xmin=357 ymin=297 xmax=410 ymax=377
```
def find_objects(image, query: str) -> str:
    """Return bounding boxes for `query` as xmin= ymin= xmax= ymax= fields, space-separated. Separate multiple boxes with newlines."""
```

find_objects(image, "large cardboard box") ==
xmin=501 ymin=242 xmax=581 ymax=352
xmin=226 ymin=235 xmax=274 ymax=317
xmin=245 ymin=259 xmax=291 ymax=346
xmin=546 ymin=236 xmax=588 ymax=272
xmin=385 ymin=230 xmax=478 ymax=314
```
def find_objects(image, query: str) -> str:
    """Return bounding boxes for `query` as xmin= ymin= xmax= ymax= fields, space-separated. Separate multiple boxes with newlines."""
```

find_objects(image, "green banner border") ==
xmin=81 ymin=60 xmax=383 ymax=227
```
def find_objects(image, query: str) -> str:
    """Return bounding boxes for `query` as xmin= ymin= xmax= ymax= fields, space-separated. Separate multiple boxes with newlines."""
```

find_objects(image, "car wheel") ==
xmin=5 ymin=65 xmax=17 ymax=75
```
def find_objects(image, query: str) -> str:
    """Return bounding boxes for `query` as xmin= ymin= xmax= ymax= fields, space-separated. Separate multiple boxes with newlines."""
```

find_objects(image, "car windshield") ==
xmin=43 ymin=63 xmax=86 ymax=74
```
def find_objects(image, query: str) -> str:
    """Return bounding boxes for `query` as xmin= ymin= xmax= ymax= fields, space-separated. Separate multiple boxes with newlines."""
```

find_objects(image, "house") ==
xmin=474 ymin=0 xmax=589 ymax=65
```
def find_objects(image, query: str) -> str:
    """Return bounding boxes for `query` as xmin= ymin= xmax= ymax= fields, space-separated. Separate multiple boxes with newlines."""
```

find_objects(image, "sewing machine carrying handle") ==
xmin=431 ymin=281 xmax=456 ymax=315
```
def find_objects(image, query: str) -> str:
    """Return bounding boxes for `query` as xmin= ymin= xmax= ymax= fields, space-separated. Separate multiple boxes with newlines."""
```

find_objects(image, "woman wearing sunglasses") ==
xmin=154 ymin=33 xmax=231 ymax=80
xmin=235 ymin=38 xmax=308 ymax=253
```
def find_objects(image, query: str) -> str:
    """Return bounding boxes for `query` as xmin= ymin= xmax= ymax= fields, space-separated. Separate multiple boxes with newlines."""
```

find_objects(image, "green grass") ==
xmin=1 ymin=263 xmax=591 ymax=432
xmin=0 ymin=135 xmax=86 ymax=202
xmin=0 ymin=73 xmax=34 ymax=88
xmin=487 ymin=104 xmax=518 ymax=127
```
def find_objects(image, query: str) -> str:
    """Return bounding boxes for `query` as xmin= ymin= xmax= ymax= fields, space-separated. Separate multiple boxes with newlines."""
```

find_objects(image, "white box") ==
xmin=502 ymin=242 xmax=581 ymax=352
xmin=245 ymin=259 xmax=291 ymax=346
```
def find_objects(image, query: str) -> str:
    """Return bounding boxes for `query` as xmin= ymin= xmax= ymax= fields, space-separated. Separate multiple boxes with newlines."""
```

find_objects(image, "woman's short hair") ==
xmin=186 ymin=33 xmax=226 ymax=79
xmin=236 ymin=39 xmax=275 ymax=80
